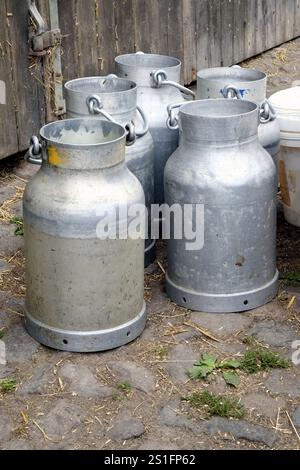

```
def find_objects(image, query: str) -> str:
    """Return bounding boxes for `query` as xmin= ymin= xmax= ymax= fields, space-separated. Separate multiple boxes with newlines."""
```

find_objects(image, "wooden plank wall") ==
xmin=59 ymin=0 xmax=300 ymax=85
xmin=0 ymin=0 xmax=299 ymax=160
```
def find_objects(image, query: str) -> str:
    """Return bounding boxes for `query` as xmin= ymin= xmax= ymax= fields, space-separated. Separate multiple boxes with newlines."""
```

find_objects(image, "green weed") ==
xmin=0 ymin=379 xmax=17 ymax=393
xmin=183 ymin=391 xmax=245 ymax=419
xmin=240 ymin=348 xmax=290 ymax=374
xmin=10 ymin=216 xmax=24 ymax=236
xmin=117 ymin=380 xmax=132 ymax=395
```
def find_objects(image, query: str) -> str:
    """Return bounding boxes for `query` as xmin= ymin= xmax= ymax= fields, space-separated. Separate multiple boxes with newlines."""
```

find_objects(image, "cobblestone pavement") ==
xmin=1 ymin=39 xmax=300 ymax=450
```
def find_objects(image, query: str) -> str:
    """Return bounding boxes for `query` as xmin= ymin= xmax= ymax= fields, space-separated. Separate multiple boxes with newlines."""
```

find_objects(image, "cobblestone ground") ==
xmin=1 ymin=39 xmax=300 ymax=450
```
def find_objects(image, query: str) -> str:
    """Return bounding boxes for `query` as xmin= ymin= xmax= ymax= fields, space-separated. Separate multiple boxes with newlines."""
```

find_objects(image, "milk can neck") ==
xmin=179 ymin=100 xmax=259 ymax=145
xmin=40 ymin=119 xmax=126 ymax=170
xmin=115 ymin=53 xmax=181 ymax=87
xmin=64 ymin=76 xmax=137 ymax=124
xmin=196 ymin=67 xmax=267 ymax=104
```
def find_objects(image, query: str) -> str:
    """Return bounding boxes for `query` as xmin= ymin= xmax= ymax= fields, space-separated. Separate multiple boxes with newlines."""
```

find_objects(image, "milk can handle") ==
xmin=151 ymin=70 xmax=195 ymax=98
xmin=135 ymin=105 xmax=149 ymax=137
xmin=166 ymin=102 xmax=183 ymax=131
xmin=221 ymin=84 xmax=243 ymax=99
xmin=222 ymin=85 xmax=276 ymax=123
xmin=259 ymin=99 xmax=276 ymax=124
xmin=25 ymin=136 xmax=43 ymax=165
xmin=87 ymin=94 xmax=136 ymax=145
xmin=87 ymin=95 xmax=118 ymax=123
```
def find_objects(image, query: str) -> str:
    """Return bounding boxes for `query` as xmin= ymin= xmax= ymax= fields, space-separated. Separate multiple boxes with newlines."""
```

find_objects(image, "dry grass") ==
xmin=0 ymin=173 xmax=25 ymax=296
xmin=0 ymin=186 xmax=24 ymax=223
xmin=0 ymin=250 xmax=25 ymax=297
xmin=240 ymin=39 xmax=297 ymax=81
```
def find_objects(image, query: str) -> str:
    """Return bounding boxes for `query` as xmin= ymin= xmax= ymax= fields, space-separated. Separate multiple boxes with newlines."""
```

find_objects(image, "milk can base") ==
xmin=145 ymin=239 xmax=156 ymax=267
xmin=166 ymin=271 xmax=279 ymax=313
xmin=25 ymin=302 xmax=147 ymax=353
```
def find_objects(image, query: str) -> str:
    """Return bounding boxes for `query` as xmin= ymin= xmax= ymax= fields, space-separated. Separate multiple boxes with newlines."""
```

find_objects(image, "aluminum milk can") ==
xmin=64 ymin=75 xmax=156 ymax=266
xmin=197 ymin=66 xmax=281 ymax=165
xmin=24 ymin=119 xmax=146 ymax=352
xmin=164 ymin=99 xmax=278 ymax=313
xmin=115 ymin=52 xmax=195 ymax=204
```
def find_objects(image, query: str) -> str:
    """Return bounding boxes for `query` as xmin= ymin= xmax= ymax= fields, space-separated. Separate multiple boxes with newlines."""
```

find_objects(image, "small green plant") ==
xmin=188 ymin=353 xmax=218 ymax=379
xmin=117 ymin=380 xmax=132 ymax=395
xmin=240 ymin=348 xmax=290 ymax=374
xmin=0 ymin=379 xmax=17 ymax=393
xmin=187 ymin=353 xmax=241 ymax=387
xmin=280 ymin=271 xmax=300 ymax=286
xmin=0 ymin=329 xmax=5 ymax=339
xmin=187 ymin=347 xmax=289 ymax=387
xmin=183 ymin=391 xmax=245 ymax=419
xmin=222 ymin=370 xmax=241 ymax=388
xmin=10 ymin=216 xmax=24 ymax=236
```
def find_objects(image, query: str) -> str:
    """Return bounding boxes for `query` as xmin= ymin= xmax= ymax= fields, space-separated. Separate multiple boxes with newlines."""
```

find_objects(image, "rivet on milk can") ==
xmin=269 ymin=84 xmax=300 ymax=227
xmin=64 ymin=75 xmax=156 ymax=267
xmin=165 ymin=99 xmax=278 ymax=313
xmin=196 ymin=66 xmax=281 ymax=166
xmin=24 ymin=119 xmax=146 ymax=352
xmin=115 ymin=52 xmax=195 ymax=205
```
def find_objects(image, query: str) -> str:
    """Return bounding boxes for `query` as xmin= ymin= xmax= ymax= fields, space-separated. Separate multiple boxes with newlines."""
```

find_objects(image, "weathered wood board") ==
xmin=58 ymin=0 xmax=300 ymax=84
xmin=0 ymin=0 xmax=46 ymax=160
xmin=0 ymin=0 xmax=299 ymax=160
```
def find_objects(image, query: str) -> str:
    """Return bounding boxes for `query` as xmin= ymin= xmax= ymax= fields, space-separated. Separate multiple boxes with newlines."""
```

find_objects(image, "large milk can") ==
xmin=64 ymin=75 xmax=156 ymax=266
xmin=24 ymin=119 xmax=146 ymax=352
xmin=165 ymin=100 xmax=278 ymax=313
xmin=197 ymin=67 xmax=280 ymax=165
xmin=115 ymin=52 xmax=195 ymax=204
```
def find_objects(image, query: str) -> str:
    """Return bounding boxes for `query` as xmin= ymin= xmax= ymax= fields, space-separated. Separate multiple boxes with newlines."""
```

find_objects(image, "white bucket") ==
xmin=269 ymin=85 xmax=300 ymax=227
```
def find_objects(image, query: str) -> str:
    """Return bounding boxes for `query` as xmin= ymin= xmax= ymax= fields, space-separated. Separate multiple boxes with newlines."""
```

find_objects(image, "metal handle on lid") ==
xmin=135 ymin=105 xmax=149 ymax=137
xmin=87 ymin=95 xmax=136 ymax=145
xmin=87 ymin=94 xmax=119 ymax=123
xmin=222 ymin=84 xmax=242 ymax=99
xmin=166 ymin=102 xmax=183 ymax=131
xmin=151 ymin=69 xmax=195 ymax=98
xmin=260 ymin=99 xmax=276 ymax=124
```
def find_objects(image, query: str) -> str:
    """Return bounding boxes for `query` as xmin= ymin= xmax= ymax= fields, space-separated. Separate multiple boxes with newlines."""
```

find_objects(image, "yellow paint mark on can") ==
xmin=48 ymin=146 xmax=65 ymax=167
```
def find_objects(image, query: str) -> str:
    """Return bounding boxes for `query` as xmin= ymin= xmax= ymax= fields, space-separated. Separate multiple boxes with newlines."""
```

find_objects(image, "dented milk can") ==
xmin=197 ymin=66 xmax=281 ymax=165
xmin=24 ymin=119 xmax=146 ymax=352
xmin=115 ymin=52 xmax=195 ymax=204
xmin=64 ymin=75 xmax=156 ymax=266
xmin=165 ymin=100 xmax=278 ymax=313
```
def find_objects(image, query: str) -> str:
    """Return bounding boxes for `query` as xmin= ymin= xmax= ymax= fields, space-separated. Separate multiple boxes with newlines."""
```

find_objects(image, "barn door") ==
xmin=0 ymin=0 xmax=64 ymax=161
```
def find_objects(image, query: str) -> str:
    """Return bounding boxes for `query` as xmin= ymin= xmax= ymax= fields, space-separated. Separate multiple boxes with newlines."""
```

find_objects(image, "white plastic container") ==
xmin=269 ymin=85 xmax=300 ymax=227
